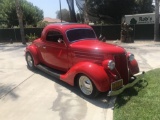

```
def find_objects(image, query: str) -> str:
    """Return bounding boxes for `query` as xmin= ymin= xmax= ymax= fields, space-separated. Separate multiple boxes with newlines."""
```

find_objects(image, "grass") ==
xmin=114 ymin=68 xmax=160 ymax=120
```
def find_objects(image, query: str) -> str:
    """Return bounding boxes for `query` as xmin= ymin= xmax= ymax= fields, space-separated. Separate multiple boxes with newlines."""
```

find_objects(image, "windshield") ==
xmin=66 ymin=28 xmax=96 ymax=42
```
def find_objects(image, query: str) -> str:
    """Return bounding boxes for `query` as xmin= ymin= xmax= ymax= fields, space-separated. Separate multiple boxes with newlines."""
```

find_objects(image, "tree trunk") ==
xmin=15 ymin=0 xmax=26 ymax=44
xmin=66 ymin=0 xmax=77 ymax=22
xmin=154 ymin=0 xmax=160 ymax=41
xmin=84 ymin=0 xmax=89 ymax=24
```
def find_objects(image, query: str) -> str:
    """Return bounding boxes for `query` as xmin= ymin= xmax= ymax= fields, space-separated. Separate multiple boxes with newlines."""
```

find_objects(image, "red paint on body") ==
xmin=25 ymin=23 xmax=140 ymax=92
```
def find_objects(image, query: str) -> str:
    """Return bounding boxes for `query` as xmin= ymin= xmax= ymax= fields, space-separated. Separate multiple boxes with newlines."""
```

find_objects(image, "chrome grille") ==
xmin=114 ymin=54 xmax=129 ymax=84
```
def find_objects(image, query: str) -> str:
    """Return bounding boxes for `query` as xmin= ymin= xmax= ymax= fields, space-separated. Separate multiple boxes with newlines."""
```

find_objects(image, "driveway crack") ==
xmin=0 ymin=73 xmax=35 ymax=99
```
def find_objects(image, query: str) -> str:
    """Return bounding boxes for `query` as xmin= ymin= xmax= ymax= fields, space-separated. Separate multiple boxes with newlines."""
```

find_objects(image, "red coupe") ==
xmin=25 ymin=23 xmax=144 ymax=98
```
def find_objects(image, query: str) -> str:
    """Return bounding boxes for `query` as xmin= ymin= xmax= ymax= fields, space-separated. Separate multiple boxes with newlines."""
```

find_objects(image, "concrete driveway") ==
xmin=118 ymin=41 xmax=160 ymax=72
xmin=0 ymin=43 xmax=115 ymax=120
xmin=0 ymin=41 xmax=160 ymax=120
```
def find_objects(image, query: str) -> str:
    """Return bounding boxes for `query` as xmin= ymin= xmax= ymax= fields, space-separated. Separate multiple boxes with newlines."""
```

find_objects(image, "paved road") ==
xmin=0 ymin=41 xmax=160 ymax=120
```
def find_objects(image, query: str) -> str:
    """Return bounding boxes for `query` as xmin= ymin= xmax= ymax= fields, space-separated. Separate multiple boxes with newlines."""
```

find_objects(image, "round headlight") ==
xmin=108 ymin=60 xmax=115 ymax=70
xmin=128 ymin=53 xmax=135 ymax=61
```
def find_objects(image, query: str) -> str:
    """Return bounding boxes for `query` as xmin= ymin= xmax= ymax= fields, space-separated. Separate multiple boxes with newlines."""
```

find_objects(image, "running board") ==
xmin=36 ymin=64 xmax=64 ymax=79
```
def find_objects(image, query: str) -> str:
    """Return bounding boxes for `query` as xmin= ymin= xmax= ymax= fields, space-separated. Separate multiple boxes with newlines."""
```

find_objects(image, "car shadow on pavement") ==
xmin=0 ymin=84 xmax=19 ymax=100
xmin=33 ymin=68 xmax=115 ymax=109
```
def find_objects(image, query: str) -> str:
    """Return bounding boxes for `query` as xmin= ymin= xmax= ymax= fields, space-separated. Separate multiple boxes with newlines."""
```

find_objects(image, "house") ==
xmin=43 ymin=17 xmax=65 ymax=23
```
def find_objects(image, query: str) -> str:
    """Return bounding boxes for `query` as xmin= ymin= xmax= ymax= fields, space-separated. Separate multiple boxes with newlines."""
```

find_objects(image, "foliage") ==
xmin=25 ymin=33 xmax=38 ymax=42
xmin=36 ymin=20 xmax=49 ymax=28
xmin=0 ymin=23 xmax=7 ymax=28
xmin=22 ymin=0 xmax=43 ymax=26
xmin=114 ymin=68 xmax=160 ymax=120
xmin=76 ymin=13 xmax=84 ymax=23
xmin=56 ymin=8 xmax=71 ymax=22
xmin=84 ymin=0 xmax=155 ymax=24
xmin=0 ymin=0 xmax=43 ymax=28
xmin=135 ymin=0 xmax=155 ymax=13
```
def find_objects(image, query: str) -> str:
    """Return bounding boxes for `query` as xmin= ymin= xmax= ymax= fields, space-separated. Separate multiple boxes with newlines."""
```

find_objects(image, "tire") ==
xmin=26 ymin=52 xmax=35 ymax=70
xmin=78 ymin=74 xmax=99 ymax=98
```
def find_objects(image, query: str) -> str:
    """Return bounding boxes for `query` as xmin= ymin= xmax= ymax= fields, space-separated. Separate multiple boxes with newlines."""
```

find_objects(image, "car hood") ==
xmin=69 ymin=40 xmax=126 ymax=55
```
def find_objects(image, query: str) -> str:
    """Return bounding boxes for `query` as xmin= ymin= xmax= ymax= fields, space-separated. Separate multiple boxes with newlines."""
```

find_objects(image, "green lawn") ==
xmin=114 ymin=68 xmax=160 ymax=120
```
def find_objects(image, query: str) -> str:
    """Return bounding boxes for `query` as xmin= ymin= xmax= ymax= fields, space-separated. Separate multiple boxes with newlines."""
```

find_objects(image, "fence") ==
xmin=0 ymin=28 xmax=43 ymax=42
xmin=93 ymin=24 xmax=155 ymax=40
xmin=0 ymin=24 xmax=156 ymax=42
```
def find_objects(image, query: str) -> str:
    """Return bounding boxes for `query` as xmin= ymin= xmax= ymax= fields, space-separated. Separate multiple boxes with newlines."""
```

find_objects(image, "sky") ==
xmin=26 ymin=0 xmax=77 ymax=18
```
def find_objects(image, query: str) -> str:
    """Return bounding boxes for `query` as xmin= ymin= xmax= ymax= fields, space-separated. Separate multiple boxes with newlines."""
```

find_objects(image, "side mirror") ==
xmin=58 ymin=39 xmax=64 ymax=43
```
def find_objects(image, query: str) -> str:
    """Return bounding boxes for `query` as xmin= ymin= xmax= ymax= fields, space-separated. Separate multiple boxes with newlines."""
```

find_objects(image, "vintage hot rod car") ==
xmin=25 ymin=23 xmax=144 ymax=98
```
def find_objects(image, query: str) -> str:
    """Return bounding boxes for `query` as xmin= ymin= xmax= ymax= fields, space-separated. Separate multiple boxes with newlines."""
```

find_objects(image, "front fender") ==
xmin=60 ymin=62 xmax=110 ymax=92
xmin=26 ymin=44 xmax=39 ymax=65
xmin=128 ymin=59 xmax=139 ymax=75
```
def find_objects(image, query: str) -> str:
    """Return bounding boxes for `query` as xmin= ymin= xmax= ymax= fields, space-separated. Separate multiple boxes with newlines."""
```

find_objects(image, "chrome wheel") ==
xmin=79 ymin=75 xmax=93 ymax=95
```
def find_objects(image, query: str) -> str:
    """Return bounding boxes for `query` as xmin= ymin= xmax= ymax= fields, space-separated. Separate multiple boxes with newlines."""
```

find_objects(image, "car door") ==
xmin=43 ymin=30 xmax=69 ymax=71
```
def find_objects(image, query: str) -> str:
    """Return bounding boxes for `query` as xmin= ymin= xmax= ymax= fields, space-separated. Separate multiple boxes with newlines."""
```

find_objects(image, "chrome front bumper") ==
xmin=107 ymin=71 xmax=145 ymax=96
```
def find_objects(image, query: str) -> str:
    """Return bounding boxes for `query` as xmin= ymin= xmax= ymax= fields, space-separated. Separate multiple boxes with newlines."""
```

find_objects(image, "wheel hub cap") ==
xmin=79 ymin=76 xmax=93 ymax=95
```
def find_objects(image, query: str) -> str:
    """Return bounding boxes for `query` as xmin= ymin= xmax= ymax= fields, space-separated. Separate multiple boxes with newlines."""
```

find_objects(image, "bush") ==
xmin=25 ymin=33 xmax=38 ymax=42
xmin=0 ymin=24 xmax=8 ymax=28
xmin=37 ymin=21 xmax=49 ymax=28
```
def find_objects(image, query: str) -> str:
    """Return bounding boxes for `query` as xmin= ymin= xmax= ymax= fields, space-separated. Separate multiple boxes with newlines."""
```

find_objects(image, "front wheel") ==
xmin=26 ymin=52 xmax=35 ymax=70
xmin=78 ymin=74 xmax=99 ymax=98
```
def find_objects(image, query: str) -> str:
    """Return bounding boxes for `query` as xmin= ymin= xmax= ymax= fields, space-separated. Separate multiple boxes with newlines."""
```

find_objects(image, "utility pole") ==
xmin=154 ymin=0 xmax=160 ymax=41
xmin=59 ymin=0 xmax=62 ymax=22
xmin=15 ymin=0 xmax=26 ymax=44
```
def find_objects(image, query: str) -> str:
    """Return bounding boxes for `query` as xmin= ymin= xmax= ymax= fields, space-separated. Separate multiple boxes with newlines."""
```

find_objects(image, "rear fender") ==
xmin=60 ymin=62 xmax=110 ymax=92
xmin=26 ymin=44 xmax=39 ymax=65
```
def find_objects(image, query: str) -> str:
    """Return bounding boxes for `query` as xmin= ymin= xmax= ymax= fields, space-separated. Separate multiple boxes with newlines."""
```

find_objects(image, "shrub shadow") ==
xmin=0 ymin=84 xmax=19 ymax=100
xmin=114 ymin=79 xmax=148 ymax=109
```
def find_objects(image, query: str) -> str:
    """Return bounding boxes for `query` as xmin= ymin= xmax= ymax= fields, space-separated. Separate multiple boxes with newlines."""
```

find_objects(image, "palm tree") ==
xmin=15 ymin=0 xmax=26 ymax=44
xmin=154 ymin=0 xmax=160 ymax=41
xmin=66 ymin=0 xmax=77 ymax=22
xmin=84 ymin=0 xmax=89 ymax=24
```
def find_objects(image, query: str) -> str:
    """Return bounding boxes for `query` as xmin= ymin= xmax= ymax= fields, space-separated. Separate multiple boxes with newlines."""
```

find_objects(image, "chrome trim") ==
xmin=107 ymin=71 xmax=145 ymax=96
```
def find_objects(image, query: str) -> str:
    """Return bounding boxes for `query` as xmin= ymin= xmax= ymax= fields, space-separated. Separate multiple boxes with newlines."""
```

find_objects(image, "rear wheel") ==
xmin=78 ymin=74 xmax=99 ymax=98
xmin=26 ymin=52 xmax=35 ymax=70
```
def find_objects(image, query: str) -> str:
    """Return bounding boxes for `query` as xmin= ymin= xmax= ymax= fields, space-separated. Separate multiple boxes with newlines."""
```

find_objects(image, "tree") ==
xmin=15 ymin=0 xmax=25 ymax=44
xmin=154 ymin=0 xmax=160 ymax=41
xmin=66 ymin=0 xmax=77 ymax=22
xmin=135 ymin=0 xmax=155 ymax=13
xmin=84 ymin=0 xmax=89 ymax=24
xmin=56 ymin=9 xmax=71 ymax=22
xmin=0 ymin=0 xmax=43 ymax=27
xmin=22 ymin=1 xmax=43 ymax=26
xmin=88 ymin=0 xmax=136 ymax=23
xmin=76 ymin=12 xmax=84 ymax=23
xmin=74 ymin=0 xmax=155 ymax=24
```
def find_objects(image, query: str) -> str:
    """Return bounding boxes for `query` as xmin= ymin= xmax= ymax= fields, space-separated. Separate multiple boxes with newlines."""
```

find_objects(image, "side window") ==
xmin=46 ymin=31 xmax=63 ymax=43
